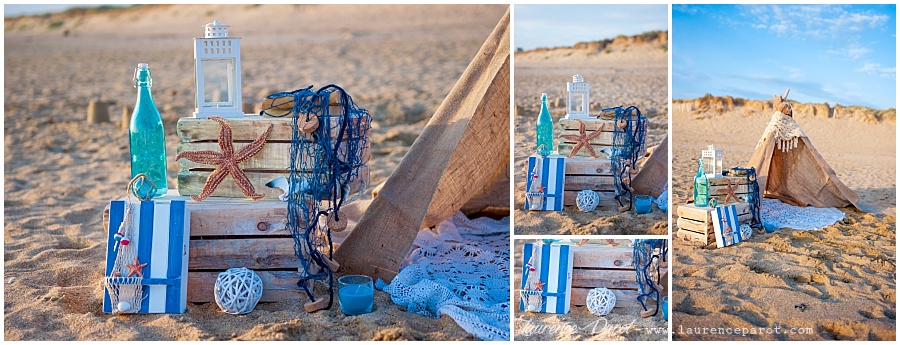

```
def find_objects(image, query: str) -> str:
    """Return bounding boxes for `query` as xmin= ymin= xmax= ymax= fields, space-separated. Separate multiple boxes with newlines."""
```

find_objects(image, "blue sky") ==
xmin=515 ymin=4 xmax=668 ymax=51
xmin=673 ymin=4 xmax=896 ymax=109
xmin=4 ymin=4 xmax=98 ymax=17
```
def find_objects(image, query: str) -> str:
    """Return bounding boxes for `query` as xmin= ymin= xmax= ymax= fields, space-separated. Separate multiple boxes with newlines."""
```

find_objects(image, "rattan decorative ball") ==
xmin=740 ymin=224 xmax=753 ymax=240
xmin=586 ymin=287 xmax=616 ymax=316
xmin=576 ymin=190 xmax=600 ymax=212
xmin=214 ymin=267 xmax=263 ymax=315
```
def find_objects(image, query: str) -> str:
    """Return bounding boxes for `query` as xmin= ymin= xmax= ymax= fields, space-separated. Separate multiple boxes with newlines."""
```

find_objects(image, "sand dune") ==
xmin=513 ymin=32 xmax=669 ymax=235
xmin=671 ymin=104 xmax=896 ymax=340
xmin=4 ymin=4 xmax=507 ymax=340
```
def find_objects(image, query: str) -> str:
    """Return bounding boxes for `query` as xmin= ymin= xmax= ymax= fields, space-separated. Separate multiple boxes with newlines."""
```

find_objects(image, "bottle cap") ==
xmin=541 ymin=93 xmax=547 ymax=101
xmin=137 ymin=63 xmax=149 ymax=69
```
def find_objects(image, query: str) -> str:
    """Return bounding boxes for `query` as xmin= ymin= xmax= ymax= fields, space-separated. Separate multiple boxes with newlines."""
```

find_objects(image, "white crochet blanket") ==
xmin=378 ymin=211 xmax=510 ymax=341
xmin=760 ymin=198 xmax=845 ymax=231
xmin=758 ymin=111 xmax=807 ymax=152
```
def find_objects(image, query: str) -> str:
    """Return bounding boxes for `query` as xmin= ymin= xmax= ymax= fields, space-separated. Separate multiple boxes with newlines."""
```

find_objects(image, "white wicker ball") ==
xmin=214 ymin=267 xmax=264 ymax=315
xmin=586 ymin=287 xmax=616 ymax=316
xmin=740 ymin=224 xmax=753 ymax=240
xmin=576 ymin=190 xmax=600 ymax=212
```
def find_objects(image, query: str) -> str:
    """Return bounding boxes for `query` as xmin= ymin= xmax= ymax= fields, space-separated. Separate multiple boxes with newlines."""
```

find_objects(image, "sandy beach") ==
xmin=3 ymin=4 xmax=507 ymax=340
xmin=513 ymin=34 xmax=669 ymax=235
xmin=670 ymin=99 xmax=896 ymax=340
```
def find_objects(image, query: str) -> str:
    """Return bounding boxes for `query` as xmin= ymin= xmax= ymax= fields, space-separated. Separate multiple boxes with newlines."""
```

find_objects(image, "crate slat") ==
xmin=571 ymin=245 xmax=634 ymax=268
xmin=177 ymin=165 xmax=369 ymax=199
xmin=557 ymin=118 xmax=616 ymax=132
xmin=176 ymin=141 xmax=370 ymax=171
xmin=177 ymin=115 xmax=371 ymax=143
xmin=572 ymin=269 xmax=638 ymax=289
xmin=571 ymin=288 xmax=642 ymax=309
xmin=189 ymin=238 xmax=300 ymax=270
xmin=187 ymin=270 xmax=305 ymax=303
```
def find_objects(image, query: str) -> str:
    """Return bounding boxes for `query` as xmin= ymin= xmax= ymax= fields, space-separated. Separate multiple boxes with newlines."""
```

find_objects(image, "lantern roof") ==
xmin=573 ymin=74 xmax=584 ymax=83
xmin=203 ymin=20 xmax=230 ymax=38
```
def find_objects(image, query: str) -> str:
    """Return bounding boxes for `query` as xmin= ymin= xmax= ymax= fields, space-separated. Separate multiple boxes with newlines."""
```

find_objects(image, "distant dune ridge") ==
xmin=517 ymin=30 xmax=668 ymax=55
xmin=674 ymin=94 xmax=895 ymax=124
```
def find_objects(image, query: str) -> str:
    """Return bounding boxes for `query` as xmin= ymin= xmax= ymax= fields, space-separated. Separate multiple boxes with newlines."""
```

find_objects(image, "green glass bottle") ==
xmin=536 ymin=93 xmax=554 ymax=156
xmin=693 ymin=160 xmax=709 ymax=207
xmin=129 ymin=63 xmax=168 ymax=198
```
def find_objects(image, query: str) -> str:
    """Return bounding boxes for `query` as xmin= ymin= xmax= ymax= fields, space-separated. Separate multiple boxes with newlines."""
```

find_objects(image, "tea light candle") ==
xmin=634 ymin=195 xmax=653 ymax=214
xmin=338 ymin=275 xmax=374 ymax=316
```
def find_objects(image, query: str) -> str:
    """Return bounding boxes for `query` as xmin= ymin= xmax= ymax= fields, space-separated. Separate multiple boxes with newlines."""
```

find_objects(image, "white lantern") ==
xmin=701 ymin=144 xmax=724 ymax=177
xmin=566 ymin=74 xmax=591 ymax=119
xmin=193 ymin=20 xmax=244 ymax=118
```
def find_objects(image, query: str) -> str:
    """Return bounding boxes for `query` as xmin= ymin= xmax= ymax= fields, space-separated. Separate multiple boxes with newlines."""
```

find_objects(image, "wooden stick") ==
xmin=783 ymin=88 xmax=790 ymax=100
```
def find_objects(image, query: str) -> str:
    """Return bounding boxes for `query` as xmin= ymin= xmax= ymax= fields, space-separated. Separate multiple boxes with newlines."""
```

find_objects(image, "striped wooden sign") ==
xmin=104 ymin=200 xmax=190 ymax=314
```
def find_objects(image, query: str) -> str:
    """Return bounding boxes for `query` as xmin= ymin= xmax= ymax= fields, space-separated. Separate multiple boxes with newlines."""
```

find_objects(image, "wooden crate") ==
xmin=706 ymin=176 xmax=752 ymax=206
xmin=176 ymin=115 xmax=370 ymax=199
xmin=562 ymin=156 xmax=640 ymax=207
xmin=569 ymin=245 xmax=667 ymax=310
xmin=556 ymin=118 xmax=647 ymax=159
xmin=104 ymin=194 xmax=313 ymax=303
xmin=675 ymin=202 xmax=751 ymax=245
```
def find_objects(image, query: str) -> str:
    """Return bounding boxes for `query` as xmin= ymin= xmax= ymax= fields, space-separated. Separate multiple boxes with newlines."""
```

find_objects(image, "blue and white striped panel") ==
xmin=712 ymin=204 xmax=742 ymax=248
xmin=524 ymin=155 xmax=566 ymax=211
xmin=520 ymin=242 xmax=573 ymax=314
xmin=104 ymin=200 xmax=190 ymax=314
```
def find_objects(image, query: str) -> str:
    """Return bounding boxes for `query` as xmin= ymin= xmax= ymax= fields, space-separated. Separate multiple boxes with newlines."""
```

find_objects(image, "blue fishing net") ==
xmin=633 ymin=239 xmax=667 ymax=316
xmin=262 ymin=85 xmax=370 ymax=309
xmin=604 ymin=106 xmax=648 ymax=211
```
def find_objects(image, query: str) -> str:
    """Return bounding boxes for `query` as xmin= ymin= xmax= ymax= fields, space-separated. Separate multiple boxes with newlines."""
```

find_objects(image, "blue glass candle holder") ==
xmin=338 ymin=275 xmax=374 ymax=316
xmin=662 ymin=297 xmax=669 ymax=320
xmin=634 ymin=195 xmax=653 ymax=214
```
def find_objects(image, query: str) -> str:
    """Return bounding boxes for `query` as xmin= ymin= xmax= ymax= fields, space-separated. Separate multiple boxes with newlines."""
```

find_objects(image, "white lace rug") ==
xmin=377 ymin=211 xmax=510 ymax=341
xmin=761 ymin=198 xmax=845 ymax=231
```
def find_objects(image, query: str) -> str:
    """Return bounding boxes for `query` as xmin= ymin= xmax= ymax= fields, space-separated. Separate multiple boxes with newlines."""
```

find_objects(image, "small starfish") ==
xmin=536 ymin=185 xmax=545 ymax=193
xmin=559 ymin=119 xmax=603 ymax=158
xmin=176 ymin=116 xmax=274 ymax=201
xmin=606 ymin=239 xmax=620 ymax=247
xmin=715 ymin=179 xmax=739 ymax=205
xmin=532 ymin=280 xmax=545 ymax=292
xmin=125 ymin=257 xmax=148 ymax=277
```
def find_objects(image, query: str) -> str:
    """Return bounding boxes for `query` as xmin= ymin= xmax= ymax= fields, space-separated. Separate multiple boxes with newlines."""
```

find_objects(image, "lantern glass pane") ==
xmin=572 ymin=93 xmax=584 ymax=112
xmin=201 ymin=58 xmax=234 ymax=107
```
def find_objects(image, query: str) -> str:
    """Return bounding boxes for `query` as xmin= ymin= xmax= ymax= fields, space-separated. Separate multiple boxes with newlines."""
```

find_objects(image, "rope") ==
xmin=602 ymin=106 xmax=648 ymax=211
xmin=261 ymin=85 xmax=370 ymax=310
xmin=730 ymin=167 xmax=762 ymax=229
xmin=633 ymin=239 xmax=667 ymax=316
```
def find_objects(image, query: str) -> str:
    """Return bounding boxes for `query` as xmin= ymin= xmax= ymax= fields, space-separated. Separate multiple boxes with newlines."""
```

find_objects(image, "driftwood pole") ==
xmin=335 ymin=8 xmax=510 ymax=282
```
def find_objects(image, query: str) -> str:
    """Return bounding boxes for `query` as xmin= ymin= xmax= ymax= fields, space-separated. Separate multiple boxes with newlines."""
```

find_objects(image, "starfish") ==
xmin=716 ymin=179 xmax=740 ymax=205
xmin=176 ymin=116 xmax=274 ymax=201
xmin=536 ymin=185 xmax=545 ymax=193
xmin=532 ymin=280 xmax=545 ymax=292
xmin=125 ymin=257 xmax=148 ymax=277
xmin=559 ymin=119 xmax=603 ymax=158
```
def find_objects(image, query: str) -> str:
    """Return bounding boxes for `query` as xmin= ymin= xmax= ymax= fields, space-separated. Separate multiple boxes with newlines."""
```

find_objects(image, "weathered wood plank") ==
xmin=564 ymin=175 xmax=617 ymax=191
xmin=571 ymin=245 xmax=634 ymax=268
xmin=708 ymin=176 xmax=752 ymax=186
xmin=557 ymin=143 xmax=613 ymax=158
xmin=677 ymin=213 xmax=752 ymax=233
xmin=176 ymin=141 xmax=371 ymax=171
xmin=177 ymin=165 xmax=369 ymax=199
xmin=177 ymin=114 xmax=371 ymax=143
xmin=189 ymin=238 xmax=299 ymax=270
xmin=562 ymin=191 xmax=621 ymax=207
xmin=572 ymin=269 xmax=638 ymax=290
xmin=557 ymin=118 xmax=616 ymax=132
xmin=676 ymin=229 xmax=715 ymax=245
xmin=676 ymin=202 xmax=751 ymax=222
xmin=558 ymin=130 xmax=614 ymax=146
xmin=187 ymin=270 xmax=304 ymax=303
xmin=563 ymin=157 xmax=613 ymax=175
xmin=188 ymin=199 xmax=289 ymax=236
xmin=571 ymin=288 xmax=642 ymax=309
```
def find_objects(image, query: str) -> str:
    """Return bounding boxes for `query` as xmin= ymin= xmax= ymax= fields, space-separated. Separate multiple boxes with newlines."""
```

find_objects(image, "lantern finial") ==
xmin=204 ymin=20 xmax=230 ymax=38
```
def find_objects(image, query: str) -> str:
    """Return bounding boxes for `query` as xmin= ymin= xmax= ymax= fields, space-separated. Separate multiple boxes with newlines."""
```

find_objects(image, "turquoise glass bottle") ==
xmin=129 ymin=63 xmax=168 ymax=198
xmin=693 ymin=160 xmax=709 ymax=207
xmin=536 ymin=93 xmax=554 ymax=156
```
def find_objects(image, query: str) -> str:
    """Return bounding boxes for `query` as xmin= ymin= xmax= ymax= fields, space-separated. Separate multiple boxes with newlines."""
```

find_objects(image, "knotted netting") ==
xmin=633 ymin=239 xmax=667 ymax=316
xmin=603 ymin=106 xmax=648 ymax=211
xmin=262 ymin=85 xmax=370 ymax=309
